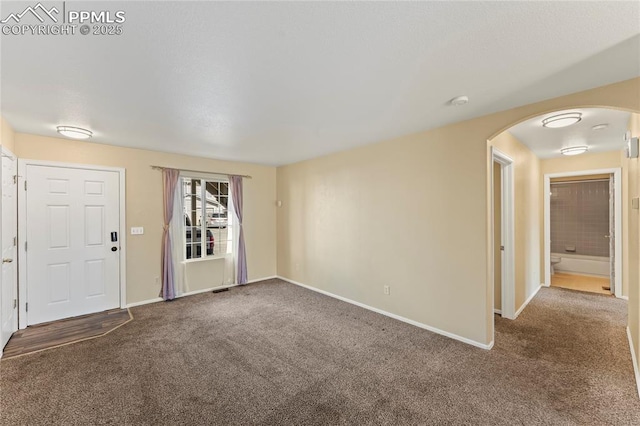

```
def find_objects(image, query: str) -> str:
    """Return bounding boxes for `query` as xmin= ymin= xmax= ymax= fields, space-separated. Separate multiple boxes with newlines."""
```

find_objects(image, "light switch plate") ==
xmin=131 ymin=227 xmax=144 ymax=235
xmin=627 ymin=137 xmax=639 ymax=159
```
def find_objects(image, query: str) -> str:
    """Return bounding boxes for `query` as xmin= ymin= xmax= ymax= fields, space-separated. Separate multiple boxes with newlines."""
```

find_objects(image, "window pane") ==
xmin=204 ymin=180 xmax=229 ymax=257
xmin=183 ymin=178 xmax=202 ymax=259
xmin=182 ymin=178 xmax=233 ymax=260
xmin=226 ymin=188 xmax=234 ymax=255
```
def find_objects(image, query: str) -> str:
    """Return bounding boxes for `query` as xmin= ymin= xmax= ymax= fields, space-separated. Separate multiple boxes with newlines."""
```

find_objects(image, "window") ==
xmin=550 ymin=179 xmax=610 ymax=257
xmin=182 ymin=177 xmax=233 ymax=260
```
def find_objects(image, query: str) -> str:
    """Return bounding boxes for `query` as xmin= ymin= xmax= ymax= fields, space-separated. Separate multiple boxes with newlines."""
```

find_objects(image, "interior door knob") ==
xmin=2 ymin=258 xmax=13 ymax=263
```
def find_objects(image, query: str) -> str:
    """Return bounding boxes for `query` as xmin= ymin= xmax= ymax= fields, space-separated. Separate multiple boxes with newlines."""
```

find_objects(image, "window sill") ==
xmin=183 ymin=253 xmax=232 ymax=264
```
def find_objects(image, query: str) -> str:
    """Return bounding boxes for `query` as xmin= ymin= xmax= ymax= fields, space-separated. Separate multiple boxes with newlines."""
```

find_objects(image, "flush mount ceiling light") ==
xmin=56 ymin=126 xmax=93 ymax=139
xmin=542 ymin=112 xmax=582 ymax=128
xmin=450 ymin=95 xmax=469 ymax=106
xmin=591 ymin=123 xmax=609 ymax=131
xmin=560 ymin=146 xmax=589 ymax=156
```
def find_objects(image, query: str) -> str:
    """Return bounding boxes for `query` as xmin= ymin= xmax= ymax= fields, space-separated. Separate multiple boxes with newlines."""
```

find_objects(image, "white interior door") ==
xmin=1 ymin=152 xmax=18 ymax=350
xmin=492 ymin=148 xmax=515 ymax=320
xmin=609 ymin=174 xmax=615 ymax=294
xmin=493 ymin=161 xmax=502 ymax=314
xmin=25 ymin=165 xmax=120 ymax=325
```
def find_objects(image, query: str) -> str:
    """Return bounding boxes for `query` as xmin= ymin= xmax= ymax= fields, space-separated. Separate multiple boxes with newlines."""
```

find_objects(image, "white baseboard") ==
xmin=514 ymin=285 xmax=541 ymax=319
xmin=247 ymin=275 xmax=277 ymax=284
xmin=620 ymin=295 xmax=629 ymax=301
xmin=182 ymin=285 xmax=236 ymax=297
xmin=542 ymin=282 xmax=550 ymax=287
xmin=126 ymin=297 xmax=163 ymax=308
xmin=126 ymin=276 xmax=277 ymax=308
xmin=276 ymin=276 xmax=493 ymax=350
xmin=125 ymin=286 xmax=230 ymax=308
xmin=493 ymin=309 xmax=502 ymax=314
xmin=184 ymin=275 xmax=276 ymax=294
xmin=626 ymin=326 xmax=640 ymax=398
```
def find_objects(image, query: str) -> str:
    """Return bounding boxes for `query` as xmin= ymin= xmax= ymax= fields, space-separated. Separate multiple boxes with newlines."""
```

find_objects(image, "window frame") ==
xmin=181 ymin=174 xmax=233 ymax=263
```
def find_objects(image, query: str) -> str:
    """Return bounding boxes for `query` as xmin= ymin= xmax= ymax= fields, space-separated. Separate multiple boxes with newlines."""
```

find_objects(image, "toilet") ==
xmin=550 ymin=256 xmax=561 ymax=275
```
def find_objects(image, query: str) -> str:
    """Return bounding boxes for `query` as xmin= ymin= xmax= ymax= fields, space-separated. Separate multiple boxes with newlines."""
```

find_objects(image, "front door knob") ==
xmin=2 ymin=258 xmax=13 ymax=263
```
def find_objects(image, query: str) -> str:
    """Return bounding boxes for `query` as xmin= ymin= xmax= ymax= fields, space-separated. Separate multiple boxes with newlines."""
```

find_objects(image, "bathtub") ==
xmin=551 ymin=253 xmax=610 ymax=277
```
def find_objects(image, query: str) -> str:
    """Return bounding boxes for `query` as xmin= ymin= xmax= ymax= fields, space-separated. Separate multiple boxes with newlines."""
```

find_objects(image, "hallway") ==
xmin=495 ymin=286 xmax=638 ymax=423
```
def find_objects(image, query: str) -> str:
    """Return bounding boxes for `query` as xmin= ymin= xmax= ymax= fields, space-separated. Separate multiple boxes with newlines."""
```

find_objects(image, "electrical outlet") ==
xmin=383 ymin=285 xmax=390 ymax=295
xmin=131 ymin=227 xmax=144 ymax=235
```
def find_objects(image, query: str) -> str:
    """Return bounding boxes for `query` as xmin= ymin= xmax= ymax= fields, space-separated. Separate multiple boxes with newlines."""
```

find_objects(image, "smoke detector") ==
xmin=450 ymin=96 xmax=469 ymax=106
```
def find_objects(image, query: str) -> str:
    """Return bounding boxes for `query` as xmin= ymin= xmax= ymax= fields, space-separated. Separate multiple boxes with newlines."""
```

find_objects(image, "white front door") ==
xmin=1 ymin=151 xmax=18 ymax=350
xmin=25 ymin=165 xmax=120 ymax=325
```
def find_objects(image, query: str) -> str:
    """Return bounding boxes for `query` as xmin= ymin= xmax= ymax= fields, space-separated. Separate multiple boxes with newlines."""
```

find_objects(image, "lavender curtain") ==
xmin=230 ymin=175 xmax=248 ymax=284
xmin=161 ymin=169 xmax=180 ymax=300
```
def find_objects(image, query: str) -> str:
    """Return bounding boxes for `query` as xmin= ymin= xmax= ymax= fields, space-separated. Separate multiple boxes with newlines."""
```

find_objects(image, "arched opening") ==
xmin=486 ymin=105 xmax=639 ymax=349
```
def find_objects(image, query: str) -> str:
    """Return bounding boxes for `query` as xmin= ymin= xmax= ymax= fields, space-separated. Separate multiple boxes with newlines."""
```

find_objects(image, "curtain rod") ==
xmin=150 ymin=165 xmax=252 ymax=179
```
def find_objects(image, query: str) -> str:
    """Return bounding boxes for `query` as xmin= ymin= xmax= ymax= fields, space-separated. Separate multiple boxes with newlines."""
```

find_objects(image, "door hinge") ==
xmin=25 ymin=303 xmax=28 ymax=312
xmin=24 ymin=180 xmax=27 ymax=191
xmin=13 ymin=299 xmax=17 ymax=309
xmin=13 ymin=236 xmax=17 ymax=246
xmin=24 ymin=241 xmax=27 ymax=251
xmin=13 ymin=175 xmax=17 ymax=184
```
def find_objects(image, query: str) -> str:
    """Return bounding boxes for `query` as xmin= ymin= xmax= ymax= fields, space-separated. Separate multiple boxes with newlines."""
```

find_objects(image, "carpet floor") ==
xmin=1 ymin=279 xmax=639 ymax=425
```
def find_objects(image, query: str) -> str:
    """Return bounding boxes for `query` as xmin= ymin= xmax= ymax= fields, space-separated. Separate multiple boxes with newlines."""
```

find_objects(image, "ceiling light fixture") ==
xmin=591 ymin=123 xmax=609 ymax=131
xmin=560 ymin=146 xmax=588 ymax=156
xmin=542 ymin=112 xmax=582 ymax=128
xmin=450 ymin=95 xmax=469 ymax=106
xmin=56 ymin=126 xmax=93 ymax=139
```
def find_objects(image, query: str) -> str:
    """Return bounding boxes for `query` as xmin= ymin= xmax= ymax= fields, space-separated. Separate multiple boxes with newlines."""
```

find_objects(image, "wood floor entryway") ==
xmin=1 ymin=308 xmax=131 ymax=359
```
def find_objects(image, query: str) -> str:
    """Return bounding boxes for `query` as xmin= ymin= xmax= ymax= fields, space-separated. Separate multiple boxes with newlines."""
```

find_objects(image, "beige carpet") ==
xmin=1 ymin=279 xmax=639 ymax=424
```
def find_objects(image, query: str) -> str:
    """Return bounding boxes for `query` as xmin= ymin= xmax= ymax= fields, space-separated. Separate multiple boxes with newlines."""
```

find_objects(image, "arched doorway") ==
xmin=486 ymin=104 xmax=638 ymax=345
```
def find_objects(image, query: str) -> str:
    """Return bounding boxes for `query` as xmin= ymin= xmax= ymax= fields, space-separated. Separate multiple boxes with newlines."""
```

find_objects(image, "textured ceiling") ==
xmin=1 ymin=1 xmax=639 ymax=165
xmin=508 ymin=108 xmax=631 ymax=159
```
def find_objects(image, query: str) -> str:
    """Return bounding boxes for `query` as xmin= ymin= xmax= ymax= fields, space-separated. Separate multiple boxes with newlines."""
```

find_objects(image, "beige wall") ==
xmin=550 ymin=173 xmax=610 ymax=182
xmin=541 ymin=150 xmax=622 ymax=175
xmin=0 ymin=117 xmax=15 ymax=153
xmin=490 ymin=131 xmax=541 ymax=312
xmin=277 ymin=77 xmax=640 ymax=346
xmin=277 ymin=121 xmax=489 ymax=344
xmin=14 ymin=133 xmax=277 ymax=304
xmin=625 ymin=113 xmax=640 ymax=377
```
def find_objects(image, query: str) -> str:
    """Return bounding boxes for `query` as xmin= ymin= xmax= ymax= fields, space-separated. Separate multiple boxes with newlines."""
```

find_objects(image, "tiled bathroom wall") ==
xmin=550 ymin=179 xmax=610 ymax=257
